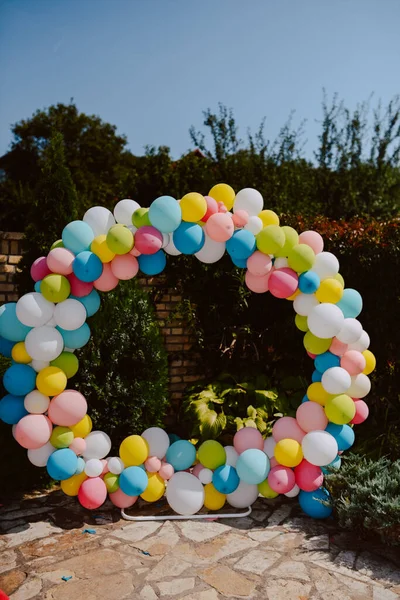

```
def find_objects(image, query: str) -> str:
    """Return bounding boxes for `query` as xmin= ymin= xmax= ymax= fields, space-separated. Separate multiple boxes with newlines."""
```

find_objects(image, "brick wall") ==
xmin=0 ymin=232 xmax=202 ymax=423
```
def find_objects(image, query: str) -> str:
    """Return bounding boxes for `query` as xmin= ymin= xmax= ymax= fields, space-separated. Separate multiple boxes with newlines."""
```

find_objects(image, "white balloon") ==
xmin=263 ymin=436 xmax=276 ymax=459
xmin=293 ymin=293 xmax=319 ymax=316
xmin=83 ymin=206 xmax=115 ymax=236
xmin=84 ymin=458 xmax=104 ymax=477
xmin=274 ymin=257 xmax=289 ymax=269
xmin=227 ymin=481 xmax=259 ymax=508
xmin=311 ymin=252 xmax=339 ymax=280
xmin=245 ymin=216 xmax=263 ymax=235
xmin=161 ymin=233 xmax=170 ymax=249
xmin=347 ymin=373 xmax=371 ymax=399
xmin=24 ymin=390 xmax=50 ymax=414
xmin=142 ymin=427 xmax=170 ymax=459
xmin=321 ymin=367 xmax=351 ymax=394
xmin=107 ymin=456 xmax=125 ymax=475
xmin=28 ymin=442 xmax=55 ymax=467
xmin=336 ymin=319 xmax=363 ymax=344
xmin=46 ymin=317 xmax=57 ymax=327
xmin=195 ymin=236 xmax=226 ymax=264
xmin=224 ymin=445 xmax=239 ymax=468
xmin=164 ymin=236 xmax=181 ymax=256
xmin=54 ymin=299 xmax=87 ymax=331
xmin=302 ymin=431 xmax=338 ymax=466
xmin=166 ymin=472 xmax=205 ymax=515
xmin=308 ymin=303 xmax=344 ymax=338
xmin=25 ymin=326 xmax=64 ymax=362
xmin=284 ymin=483 xmax=300 ymax=498
xmin=199 ymin=468 xmax=213 ymax=485
xmin=233 ymin=188 xmax=263 ymax=216
xmin=16 ymin=293 xmax=55 ymax=328
xmin=348 ymin=330 xmax=370 ymax=353
xmin=83 ymin=431 xmax=112 ymax=459
xmin=114 ymin=199 xmax=141 ymax=226
xmin=30 ymin=359 xmax=50 ymax=373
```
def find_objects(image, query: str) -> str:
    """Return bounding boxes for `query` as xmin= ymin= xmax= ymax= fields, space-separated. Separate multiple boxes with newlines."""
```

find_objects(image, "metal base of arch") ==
xmin=121 ymin=506 xmax=252 ymax=521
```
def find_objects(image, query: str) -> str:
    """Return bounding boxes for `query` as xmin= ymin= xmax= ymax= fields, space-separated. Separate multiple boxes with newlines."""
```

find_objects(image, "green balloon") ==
xmin=40 ymin=274 xmax=71 ymax=303
xmin=104 ymin=472 xmax=119 ymax=493
xmin=295 ymin=314 xmax=309 ymax=332
xmin=51 ymin=239 xmax=64 ymax=250
xmin=288 ymin=244 xmax=316 ymax=273
xmin=256 ymin=225 xmax=285 ymax=255
xmin=132 ymin=207 xmax=151 ymax=228
xmin=198 ymin=440 xmax=226 ymax=470
xmin=303 ymin=331 xmax=332 ymax=355
xmin=275 ymin=226 xmax=299 ymax=257
xmin=106 ymin=225 xmax=134 ymax=255
xmin=51 ymin=351 xmax=79 ymax=379
xmin=50 ymin=426 xmax=74 ymax=449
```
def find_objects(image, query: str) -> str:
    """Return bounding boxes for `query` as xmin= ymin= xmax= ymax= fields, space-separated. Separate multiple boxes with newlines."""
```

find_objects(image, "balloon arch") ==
xmin=0 ymin=184 xmax=375 ymax=519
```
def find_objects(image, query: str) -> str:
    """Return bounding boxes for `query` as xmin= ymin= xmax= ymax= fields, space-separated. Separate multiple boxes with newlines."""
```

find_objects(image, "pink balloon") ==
xmin=14 ymin=414 xmax=52 ymax=449
xmin=205 ymin=213 xmax=234 ymax=242
xmin=47 ymin=248 xmax=75 ymax=275
xmin=31 ymin=257 xmax=51 ymax=282
xmin=94 ymin=263 xmax=119 ymax=292
xmin=232 ymin=210 xmax=249 ymax=228
xmin=159 ymin=461 xmax=174 ymax=480
xmin=69 ymin=437 xmax=87 ymax=455
xmin=145 ymin=456 xmax=162 ymax=473
xmin=296 ymin=402 xmax=328 ymax=433
xmin=134 ymin=226 xmax=163 ymax=255
xmin=294 ymin=459 xmax=324 ymax=492
xmin=341 ymin=350 xmax=366 ymax=375
xmin=130 ymin=246 xmax=141 ymax=257
xmin=201 ymin=196 xmax=219 ymax=223
xmin=68 ymin=273 xmax=93 ymax=297
xmin=48 ymin=390 xmax=87 ymax=426
xmin=245 ymin=270 xmax=270 ymax=293
xmin=268 ymin=268 xmax=298 ymax=299
xmin=269 ymin=457 xmax=278 ymax=469
xmin=307 ymin=351 xmax=317 ymax=359
xmin=217 ymin=202 xmax=228 ymax=214
xmin=330 ymin=338 xmax=348 ymax=357
xmin=78 ymin=477 xmax=107 ymax=509
xmin=101 ymin=459 xmax=109 ymax=475
xmin=233 ymin=427 xmax=264 ymax=453
xmin=298 ymin=231 xmax=324 ymax=254
xmin=272 ymin=417 xmax=306 ymax=443
xmin=350 ymin=399 xmax=369 ymax=424
xmin=109 ymin=488 xmax=138 ymax=508
xmin=268 ymin=465 xmax=295 ymax=494
xmin=192 ymin=463 xmax=204 ymax=478
xmin=110 ymin=254 xmax=139 ymax=280
xmin=247 ymin=251 xmax=273 ymax=277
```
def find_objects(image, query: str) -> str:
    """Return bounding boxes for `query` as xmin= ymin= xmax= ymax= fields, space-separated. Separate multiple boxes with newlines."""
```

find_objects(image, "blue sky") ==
xmin=1 ymin=0 xmax=399 ymax=159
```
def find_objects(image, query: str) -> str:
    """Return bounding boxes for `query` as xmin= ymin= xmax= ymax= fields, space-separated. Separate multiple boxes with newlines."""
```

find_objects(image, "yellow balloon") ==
xmin=303 ymin=332 xmax=332 ymax=355
xmin=208 ymin=183 xmax=235 ymax=211
xmin=180 ymin=192 xmax=207 ymax=222
xmin=286 ymin=289 xmax=301 ymax=301
xmin=120 ymin=435 xmax=149 ymax=467
xmin=204 ymin=483 xmax=226 ymax=510
xmin=61 ymin=472 xmax=87 ymax=496
xmin=334 ymin=273 xmax=345 ymax=287
xmin=274 ymin=438 xmax=303 ymax=467
xmin=258 ymin=479 xmax=279 ymax=499
xmin=362 ymin=350 xmax=376 ymax=375
xmin=315 ymin=278 xmax=344 ymax=304
xmin=36 ymin=366 xmax=67 ymax=396
xmin=91 ymin=234 xmax=116 ymax=263
xmin=70 ymin=414 xmax=92 ymax=438
xmin=50 ymin=425 xmax=74 ymax=448
xmin=258 ymin=209 xmax=280 ymax=227
xmin=325 ymin=394 xmax=356 ymax=425
xmin=307 ymin=382 xmax=333 ymax=406
xmin=11 ymin=342 xmax=32 ymax=364
xmin=140 ymin=473 xmax=165 ymax=502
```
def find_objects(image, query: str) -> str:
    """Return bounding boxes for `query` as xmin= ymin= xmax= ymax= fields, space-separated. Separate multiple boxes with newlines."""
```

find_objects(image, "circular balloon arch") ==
xmin=0 ymin=184 xmax=375 ymax=520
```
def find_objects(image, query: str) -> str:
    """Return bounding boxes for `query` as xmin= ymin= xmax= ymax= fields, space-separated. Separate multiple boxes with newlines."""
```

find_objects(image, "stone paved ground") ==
xmin=1 ymin=490 xmax=399 ymax=600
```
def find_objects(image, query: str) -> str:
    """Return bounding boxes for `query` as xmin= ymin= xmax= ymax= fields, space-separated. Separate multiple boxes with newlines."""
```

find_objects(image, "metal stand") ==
xmin=121 ymin=506 xmax=252 ymax=521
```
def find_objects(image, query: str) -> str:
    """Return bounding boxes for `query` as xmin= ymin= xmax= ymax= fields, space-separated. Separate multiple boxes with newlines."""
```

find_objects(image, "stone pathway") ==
xmin=1 ymin=491 xmax=399 ymax=599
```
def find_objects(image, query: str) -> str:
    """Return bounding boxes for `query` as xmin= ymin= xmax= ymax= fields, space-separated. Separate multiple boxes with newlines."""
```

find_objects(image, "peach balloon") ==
xmin=109 ymin=488 xmax=138 ymax=508
xmin=269 ymin=457 xmax=278 ymax=468
xmin=268 ymin=268 xmax=298 ymax=299
xmin=330 ymin=338 xmax=348 ymax=356
xmin=14 ymin=414 xmax=53 ymax=449
xmin=233 ymin=427 xmax=264 ymax=453
xmin=350 ymin=399 xmax=369 ymax=424
xmin=69 ymin=437 xmax=87 ymax=455
xmin=272 ymin=416 xmax=306 ymax=443
xmin=245 ymin=270 xmax=270 ymax=293
xmin=110 ymin=254 xmax=139 ymax=280
xmin=145 ymin=456 xmax=162 ymax=473
xmin=247 ymin=251 xmax=272 ymax=277
xmin=298 ymin=231 xmax=324 ymax=254
xmin=48 ymin=390 xmax=88 ymax=426
xmin=101 ymin=459 xmax=109 ymax=475
xmin=159 ymin=461 xmax=174 ymax=480
xmin=94 ymin=263 xmax=119 ymax=292
xmin=341 ymin=350 xmax=366 ymax=375
xmin=68 ymin=273 xmax=93 ymax=297
xmin=232 ymin=210 xmax=249 ymax=228
xmin=192 ymin=463 xmax=204 ymax=478
xmin=205 ymin=213 xmax=234 ymax=242
xmin=47 ymin=248 xmax=75 ymax=275
xmin=130 ymin=246 xmax=141 ymax=257
xmin=296 ymin=402 xmax=328 ymax=432
xmin=217 ymin=202 xmax=228 ymax=214
xmin=78 ymin=477 xmax=107 ymax=509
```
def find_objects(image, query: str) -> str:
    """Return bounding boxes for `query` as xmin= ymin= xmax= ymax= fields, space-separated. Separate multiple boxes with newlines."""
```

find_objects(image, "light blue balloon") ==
xmin=62 ymin=220 xmax=94 ymax=254
xmin=321 ymin=454 xmax=342 ymax=474
xmin=47 ymin=449 xmax=78 ymax=481
xmin=34 ymin=280 xmax=42 ymax=293
xmin=0 ymin=394 xmax=28 ymax=424
xmin=301 ymin=394 xmax=309 ymax=403
xmin=72 ymin=251 xmax=103 ymax=283
xmin=0 ymin=336 xmax=14 ymax=358
xmin=75 ymin=457 xmax=86 ymax=474
xmin=173 ymin=223 xmax=205 ymax=255
xmin=166 ymin=440 xmax=196 ymax=471
xmin=226 ymin=230 xmax=256 ymax=260
xmin=138 ymin=251 xmax=167 ymax=276
xmin=325 ymin=423 xmax=355 ymax=451
xmin=231 ymin=255 xmax=247 ymax=268
xmin=314 ymin=352 xmax=340 ymax=373
xmin=213 ymin=465 xmax=240 ymax=494
xmin=336 ymin=289 xmax=363 ymax=318
xmin=299 ymin=271 xmax=320 ymax=294
xmin=71 ymin=289 xmax=101 ymax=317
xmin=311 ymin=370 xmax=322 ymax=383
xmin=168 ymin=433 xmax=181 ymax=444
xmin=119 ymin=466 xmax=148 ymax=496
xmin=298 ymin=487 xmax=332 ymax=519
xmin=236 ymin=449 xmax=270 ymax=484
xmin=0 ymin=303 xmax=32 ymax=342
xmin=149 ymin=196 xmax=182 ymax=233
xmin=3 ymin=364 xmax=36 ymax=396
xmin=57 ymin=323 xmax=91 ymax=349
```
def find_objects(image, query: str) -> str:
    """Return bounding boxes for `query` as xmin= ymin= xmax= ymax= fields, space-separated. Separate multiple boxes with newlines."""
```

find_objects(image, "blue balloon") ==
xmin=213 ymin=465 xmax=240 ymax=494
xmin=299 ymin=487 xmax=332 ymax=519
xmin=119 ymin=466 xmax=148 ymax=496
xmin=34 ymin=281 xmax=42 ymax=293
xmin=314 ymin=352 xmax=340 ymax=373
xmin=302 ymin=395 xmax=309 ymax=403
xmin=3 ymin=364 xmax=36 ymax=396
xmin=321 ymin=454 xmax=342 ymax=474
xmin=336 ymin=289 xmax=363 ymax=318
xmin=72 ymin=251 xmax=103 ymax=282
xmin=62 ymin=220 xmax=94 ymax=254
xmin=231 ymin=255 xmax=247 ymax=268
xmin=138 ymin=250 xmax=167 ymax=276
xmin=149 ymin=196 xmax=182 ymax=233
xmin=57 ymin=323 xmax=91 ymax=349
xmin=75 ymin=457 xmax=86 ymax=474
xmin=325 ymin=423 xmax=355 ymax=451
xmin=236 ymin=449 xmax=270 ymax=484
xmin=226 ymin=230 xmax=256 ymax=260
xmin=0 ymin=336 xmax=14 ymax=358
xmin=299 ymin=271 xmax=320 ymax=294
xmin=173 ymin=223 xmax=205 ymax=254
xmin=47 ymin=449 xmax=78 ymax=481
xmin=166 ymin=440 xmax=196 ymax=471
xmin=168 ymin=433 xmax=181 ymax=444
xmin=0 ymin=303 xmax=32 ymax=342
xmin=311 ymin=370 xmax=322 ymax=383
xmin=0 ymin=394 xmax=28 ymax=424
xmin=71 ymin=289 xmax=101 ymax=317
